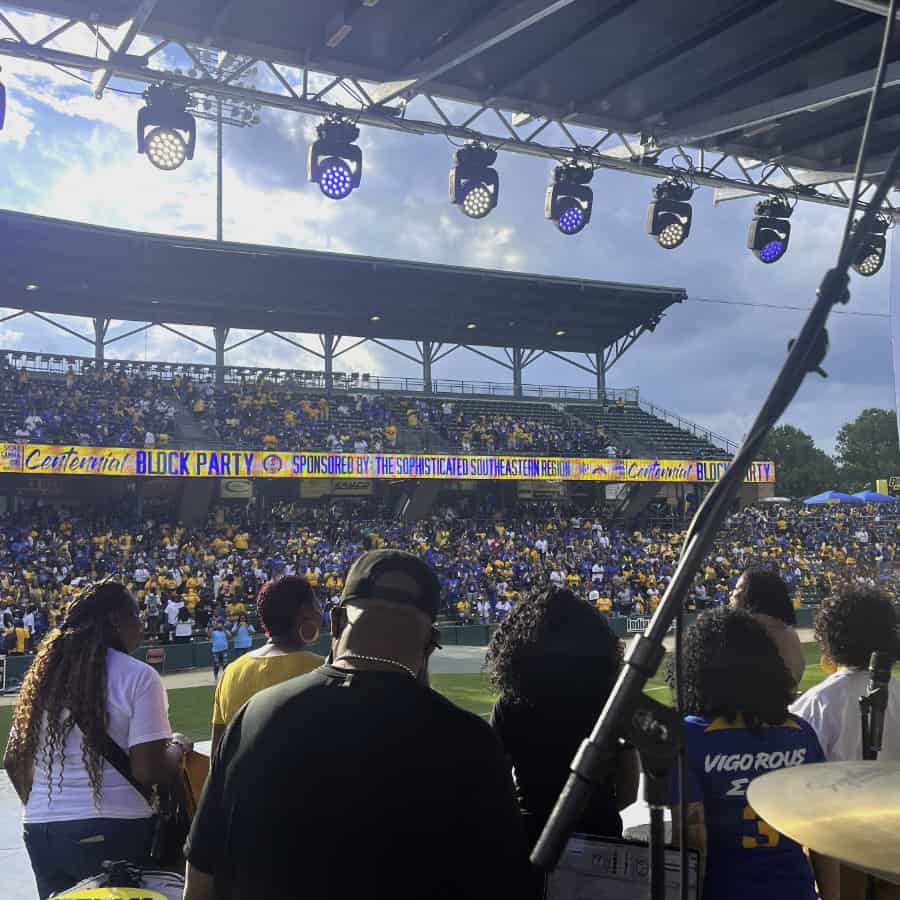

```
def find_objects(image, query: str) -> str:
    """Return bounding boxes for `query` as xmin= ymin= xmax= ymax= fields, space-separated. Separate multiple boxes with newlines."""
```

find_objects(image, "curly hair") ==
xmin=257 ymin=575 xmax=316 ymax=638
xmin=681 ymin=607 xmax=793 ymax=730
xmin=6 ymin=579 xmax=135 ymax=807
xmin=731 ymin=567 xmax=796 ymax=625
xmin=815 ymin=583 xmax=898 ymax=669
xmin=485 ymin=587 xmax=622 ymax=706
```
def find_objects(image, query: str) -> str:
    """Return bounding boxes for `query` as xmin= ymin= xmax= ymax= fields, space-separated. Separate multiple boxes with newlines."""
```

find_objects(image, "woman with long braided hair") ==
xmin=4 ymin=578 xmax=191 ymax=899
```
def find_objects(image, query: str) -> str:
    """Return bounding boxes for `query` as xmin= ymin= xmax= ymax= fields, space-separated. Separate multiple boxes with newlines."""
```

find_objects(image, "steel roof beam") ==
xmin=658 ymin=60 xmax=900 ymax=146
xmin=366 ymin=0 xmax=582 ymax=107
xmin=833 ymin=0 xmax=900 ymax=17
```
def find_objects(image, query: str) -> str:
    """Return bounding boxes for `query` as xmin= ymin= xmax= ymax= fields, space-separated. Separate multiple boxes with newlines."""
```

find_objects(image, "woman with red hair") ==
xmin=210 ymin=576 xmax=323 ymax=756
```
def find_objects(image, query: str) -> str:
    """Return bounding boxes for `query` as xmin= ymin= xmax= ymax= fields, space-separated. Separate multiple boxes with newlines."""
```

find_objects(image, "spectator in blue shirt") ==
xmin=209 ymin=621 xmax=230 ymax=681
xmin=231 ymin=614 xmax=256 ymax=659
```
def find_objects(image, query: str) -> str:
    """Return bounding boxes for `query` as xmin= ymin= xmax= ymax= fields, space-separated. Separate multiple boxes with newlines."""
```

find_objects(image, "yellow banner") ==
xmin=0 ymin=444 xmax=775 ymax=483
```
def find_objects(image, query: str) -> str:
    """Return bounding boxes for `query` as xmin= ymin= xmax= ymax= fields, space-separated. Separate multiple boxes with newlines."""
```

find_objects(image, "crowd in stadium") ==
xmin=0 ymin=497 xmax=894 ymax=654
xmin=0 ymin=362 xmax=176 ymax=448
xmin=0 ymin=361 xmax=626 ymax=457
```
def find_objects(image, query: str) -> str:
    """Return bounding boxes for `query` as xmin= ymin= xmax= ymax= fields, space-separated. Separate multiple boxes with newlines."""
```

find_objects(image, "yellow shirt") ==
xmin=212 ymin=650 xmax=324 ymax=726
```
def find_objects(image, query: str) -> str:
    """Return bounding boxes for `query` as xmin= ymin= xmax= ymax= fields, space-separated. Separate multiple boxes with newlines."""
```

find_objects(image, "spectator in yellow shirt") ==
xmin=211 ymin=576 xmax=323 ymax=756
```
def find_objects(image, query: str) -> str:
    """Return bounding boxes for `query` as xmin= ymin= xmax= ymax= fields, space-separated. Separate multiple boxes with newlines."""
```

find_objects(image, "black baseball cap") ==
xmin=341 ymin=549 xmax=441 ymax=622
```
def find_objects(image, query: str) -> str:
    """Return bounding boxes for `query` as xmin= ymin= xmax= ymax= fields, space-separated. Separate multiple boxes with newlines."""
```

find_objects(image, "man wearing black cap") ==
xmin=184 ymin=550 xmax=532 ymax=900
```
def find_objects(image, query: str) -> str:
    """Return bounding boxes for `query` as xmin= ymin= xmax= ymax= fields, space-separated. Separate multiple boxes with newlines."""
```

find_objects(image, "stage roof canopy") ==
xmin=14 ymin=0 xmax=900 ymax=184
xmin=0 ymin=210 xmax=685 ymax=352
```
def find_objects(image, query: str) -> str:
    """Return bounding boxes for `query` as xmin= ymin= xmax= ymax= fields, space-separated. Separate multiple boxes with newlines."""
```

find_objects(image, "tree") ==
xmin=760 ymin=425 xmax=839 ymax=498
xmin=835 ymin=408 xmax=900 ymax=493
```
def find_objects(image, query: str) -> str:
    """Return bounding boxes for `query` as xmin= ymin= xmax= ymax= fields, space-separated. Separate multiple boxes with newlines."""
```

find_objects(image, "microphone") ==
xmin=865 ymin=650 xmax=894 ymax=756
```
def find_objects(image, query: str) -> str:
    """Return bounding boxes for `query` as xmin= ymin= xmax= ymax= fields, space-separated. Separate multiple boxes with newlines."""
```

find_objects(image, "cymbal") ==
xmin=748 ymin=761 xmax=900 ymax=884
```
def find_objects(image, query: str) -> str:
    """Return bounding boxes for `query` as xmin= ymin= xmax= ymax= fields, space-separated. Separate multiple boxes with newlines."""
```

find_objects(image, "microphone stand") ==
xmin=531 ymin=4 xmax=900 ymax=887
xmin=859 ymin=650 xmax=894 ymax=900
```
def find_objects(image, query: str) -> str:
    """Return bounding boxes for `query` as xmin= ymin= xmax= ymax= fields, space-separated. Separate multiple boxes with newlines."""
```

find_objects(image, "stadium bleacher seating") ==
xmin=567 ymin=402 xmax=731 ymax=460
xmin=0 ymin=350 xmax=735 ymax=461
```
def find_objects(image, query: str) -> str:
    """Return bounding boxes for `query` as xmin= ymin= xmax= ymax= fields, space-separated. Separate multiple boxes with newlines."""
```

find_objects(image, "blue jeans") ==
xmin=24 ymin=816 xmax=155 ymax=899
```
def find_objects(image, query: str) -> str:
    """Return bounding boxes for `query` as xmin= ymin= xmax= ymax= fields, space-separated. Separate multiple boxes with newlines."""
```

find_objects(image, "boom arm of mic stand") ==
xmin=532 ymin=151 xmax=900 ymax=868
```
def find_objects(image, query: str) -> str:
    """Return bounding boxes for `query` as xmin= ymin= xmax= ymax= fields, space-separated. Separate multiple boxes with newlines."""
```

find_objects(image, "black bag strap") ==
xmin=97 ymin=733 xmax=154 ymax=806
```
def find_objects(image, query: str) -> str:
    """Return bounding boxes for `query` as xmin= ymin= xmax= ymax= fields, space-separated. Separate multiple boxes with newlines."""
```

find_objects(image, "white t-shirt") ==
xmin=165 ymin=600 xmax=184 ymax=626
xmin=25 ymin=648 xmax=171 ymax=823
xmin=790 ymin=669 xmax=900 ymax=761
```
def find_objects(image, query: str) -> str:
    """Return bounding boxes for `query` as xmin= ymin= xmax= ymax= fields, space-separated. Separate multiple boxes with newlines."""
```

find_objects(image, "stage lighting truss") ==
xmin=137 ymin=84 xmax=196 ymax=171
xmin=545 ymin=163 xmax=593 ymax=235
xmin=307 ymin=118 xmax=362 ymax=200
xmin=450 ymin=143 xmax=499 ymax=219
xmin=747 ymin=196 xmax=793 ymax=264
xmin=851 ymin=213 xmax=890 ymax=277
xmin=646 ymin=176 xmax=694 ymax=249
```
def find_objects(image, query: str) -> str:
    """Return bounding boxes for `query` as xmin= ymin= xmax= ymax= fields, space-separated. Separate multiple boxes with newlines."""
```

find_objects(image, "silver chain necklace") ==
xmin=334 ymin=653 xmax=418 ymax=680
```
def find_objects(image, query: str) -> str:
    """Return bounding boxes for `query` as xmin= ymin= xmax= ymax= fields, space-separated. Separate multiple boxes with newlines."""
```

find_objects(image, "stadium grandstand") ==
xmin=0 ymin=350 xmax=732 ymax=460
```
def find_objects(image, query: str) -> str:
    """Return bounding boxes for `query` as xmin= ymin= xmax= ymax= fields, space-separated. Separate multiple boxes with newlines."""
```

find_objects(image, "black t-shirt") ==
xmin=491 ymin=694 xmax=623 ymax=845
xmin=186 ymin=665 xmax=531 ymax=900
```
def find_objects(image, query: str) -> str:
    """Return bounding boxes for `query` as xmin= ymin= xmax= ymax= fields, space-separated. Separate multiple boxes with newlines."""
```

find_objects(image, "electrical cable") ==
xmin=691 ymin=296 xmax=888 ymax=318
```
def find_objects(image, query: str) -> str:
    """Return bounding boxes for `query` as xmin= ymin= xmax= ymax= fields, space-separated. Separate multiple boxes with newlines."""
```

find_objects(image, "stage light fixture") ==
xmin=851 ymin=214 xmax=890 ymax=277
xmin=747 ymin=196 xmax=793 ymax=264
xmin=308 ymin=119 xmax=362 ymax=199
xmin=450 ymin=143 xmax=499 ymax=219
xmin=137 ymin=84 xmax=196 ymax=171
xmin=646 ymin=176 xmax=694 ymax=249
xmin=545 ymin=164 xmax=593 ymax=235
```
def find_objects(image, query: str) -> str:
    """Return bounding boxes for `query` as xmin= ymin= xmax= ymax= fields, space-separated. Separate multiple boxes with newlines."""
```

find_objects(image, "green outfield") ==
xmin=0 ymin=646 xmax=859 ymax=749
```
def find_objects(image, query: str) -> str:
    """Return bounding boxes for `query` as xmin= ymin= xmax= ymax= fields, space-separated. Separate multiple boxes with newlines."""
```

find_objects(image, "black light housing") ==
xmin=747 ymin=196 xmax=793 ymax=264
xmin=137 ymin=84 xmax=196 ymax=170
xmin=545 ymin=164 xmax=593 ymax=235
xmin=449 ymin=143 xmax=499 ymax=219
xmin=646 ymin=177 xmax=694 ymax=249
xmin=851 ymin=213 xmax=890 ymax=277
xmin=307 ymin=119 xmax=362 ymax=200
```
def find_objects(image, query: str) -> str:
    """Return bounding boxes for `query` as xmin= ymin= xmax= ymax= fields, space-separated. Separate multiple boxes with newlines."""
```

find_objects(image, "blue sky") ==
xmin=0 ymin=9 xmax=894 ymax=453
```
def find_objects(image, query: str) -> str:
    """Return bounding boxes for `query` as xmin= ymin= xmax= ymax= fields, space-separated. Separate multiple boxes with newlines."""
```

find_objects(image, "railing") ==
xmin=639 ymin=397 xmax=739 ymax=456
xmin=0 ymin=348 xmax=639 ymax=404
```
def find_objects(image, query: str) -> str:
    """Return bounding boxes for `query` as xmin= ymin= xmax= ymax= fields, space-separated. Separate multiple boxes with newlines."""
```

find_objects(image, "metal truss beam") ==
xmin=91 ymin=0 xmax=159 ymax=98
xmin=832 ymin=0 xmax=900 ymax=18
xmin=0 ymin=9 xmax=891 ymax=213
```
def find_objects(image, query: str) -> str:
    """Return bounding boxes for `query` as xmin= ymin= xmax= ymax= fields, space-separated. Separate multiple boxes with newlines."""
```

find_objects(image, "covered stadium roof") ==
xmin=3 ymin=1 xmax=899 ymax=207
xmin=0 ymin=209 xmax=685 ymax=352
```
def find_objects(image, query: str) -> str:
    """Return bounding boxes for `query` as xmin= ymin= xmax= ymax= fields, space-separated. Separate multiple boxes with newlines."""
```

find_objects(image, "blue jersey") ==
xmin=676 ymin=714 xmax=825 ymax=900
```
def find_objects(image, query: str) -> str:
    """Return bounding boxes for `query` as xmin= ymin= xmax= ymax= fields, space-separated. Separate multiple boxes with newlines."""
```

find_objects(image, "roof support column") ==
xmin=422 ymin=340 xmax=434 ymax=394
xmin=595 ymin=351 xmax=607 ymax=401
xmin=511 ymin=347 xmax=523 ymax=398
xmin=322 ymin=333 xmax=337 ymax=393
xmin=214 ymin=325 xmax=229 ymax=387
xmin=93 ymin=317 xmax=110 ymax=369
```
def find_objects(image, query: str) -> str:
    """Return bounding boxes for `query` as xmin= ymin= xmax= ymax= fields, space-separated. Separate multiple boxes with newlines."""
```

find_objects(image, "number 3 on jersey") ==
xmin=742 ymin=804 xmax=780 ymax=849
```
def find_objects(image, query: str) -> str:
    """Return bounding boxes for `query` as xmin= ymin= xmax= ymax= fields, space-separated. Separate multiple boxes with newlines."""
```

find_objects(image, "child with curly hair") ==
xmin=675 ymin=607 xmax=836 ymax=900
xmin=791 ymin=583 xmax=900 ymax=760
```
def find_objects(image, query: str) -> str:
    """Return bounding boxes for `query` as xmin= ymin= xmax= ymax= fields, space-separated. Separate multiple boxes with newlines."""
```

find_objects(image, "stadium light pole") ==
xmin=217 ymin=97 xmax=223 ymax=242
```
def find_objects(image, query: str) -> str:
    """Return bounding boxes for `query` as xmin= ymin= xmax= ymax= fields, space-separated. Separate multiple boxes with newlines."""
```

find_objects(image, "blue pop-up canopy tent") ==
xmin=803 ymin=491 xmax=861 ymax=505
xmin=851 ymin=490 xmax=897 ymax=503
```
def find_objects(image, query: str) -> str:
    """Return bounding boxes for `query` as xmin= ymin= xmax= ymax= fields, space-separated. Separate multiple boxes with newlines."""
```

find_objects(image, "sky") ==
xmin=0 ymin=9 xmax=894 ymax=455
